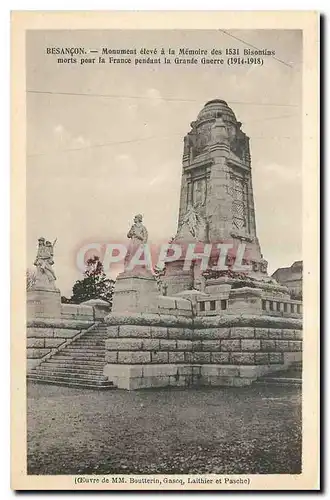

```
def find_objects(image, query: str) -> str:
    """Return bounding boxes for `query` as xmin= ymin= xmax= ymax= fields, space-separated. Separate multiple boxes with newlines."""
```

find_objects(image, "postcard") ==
xmin=11 ymin=11 xmax=319 ymax=490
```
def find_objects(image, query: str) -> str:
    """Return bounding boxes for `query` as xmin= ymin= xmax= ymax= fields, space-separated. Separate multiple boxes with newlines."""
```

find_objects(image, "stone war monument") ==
xmin=27 ymin=237 xmax=62 ymax=319
xmin=27 ymin=99 xmax=302 ymax=390
xmin=105 ymin=99 xmax=302 ymax=390
xmin=164 ymin=99 xmax=289 ymax=299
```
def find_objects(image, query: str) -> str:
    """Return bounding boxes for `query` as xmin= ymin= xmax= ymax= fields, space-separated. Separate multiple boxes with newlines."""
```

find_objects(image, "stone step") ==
xmin=73 ymin=339 xmax=106 ymax=345
xmin=30 ymin=370 xmax=109 ymax=382
xmin=71 ymin=345 xmax=105 ymax=351
xmin=75 ymin=345 xmax=106 ymax=349
xmin=73 ymin=344 xmax=105 ymax=348
xmin=78 ymin=337 xmax=108 ymax=342
xmin=50 ymin=358 xmax=105 ymax=365
xmin=79 ymin=332 xmax=108 ymax=337
xmin=53 ymin=356 xmax=106 ymax=363
xmin=46 ymin=356 xmax=105 ymax=364
xmin=43 ymin=365 xmax=105 ymax=373
xmin=28 ymin=323 xmax=111 ymax=389
xmin=46 ymin=359 xmax=105 ymax=368
xmin=63 ymin=347 xmax=106 ymax=354
xmin=36 ymin=365 xmax=104 ymax=376
xmin=53 ymin=353 xmax=105 ymax=360
xmin=55 ymin=342 xmax=105 ymax=349
xmin=80 ymin=333 xmax=107 ymax=337
xmin=67 ymin=340 xmax=106 ymax=346
xmin=72 ymin=334 xmax=104 ymax=338
xmin=28 ymin=327 xmax=114 ymax=389
xmin=53 ymin=350 xmax=105 ymax=356
xmin=27 ymin=375 xmax=115 ymax=390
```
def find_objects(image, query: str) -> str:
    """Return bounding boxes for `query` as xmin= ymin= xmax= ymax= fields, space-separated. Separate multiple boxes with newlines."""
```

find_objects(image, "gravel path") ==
xmin=27 ymin=382 xmax=301 ymax=475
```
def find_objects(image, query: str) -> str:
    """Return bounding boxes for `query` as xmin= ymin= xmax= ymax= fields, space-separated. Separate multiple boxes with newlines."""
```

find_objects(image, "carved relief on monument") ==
xmin=183 ymin=129 xmax=197 ymax=158
xmin=175 ymin=204 xmax=208 ymax=242
xmin=229 ymin=175 xmax=248 ymax=232
xmin=210 ymin=115 xmax=230 ymax=145
xmin=252 ymin=261 xmax=259 ymax=272
xmin=230 ymin=124 xmax=251 ymax=165
xmin=195 ymin=122 xmax=212 ymax=154
xmin=260 ymin=255 xmax=269 ymax=274
xmin=226 ymin=123 xmax=237 ymax=144
xmin=192 ymin=178 xmax=207 ymax=206
xmin=250 ymin=256 xmax=269 ymax=275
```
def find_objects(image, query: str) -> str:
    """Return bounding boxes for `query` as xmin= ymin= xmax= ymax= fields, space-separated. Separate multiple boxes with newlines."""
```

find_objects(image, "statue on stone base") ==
xmin=33 ymin=237 xmax=57 ymax=288
xmin=260 ymin=255 xmax=268 ymax=274
xmin=194 ymin=273 xmax=206 ymax=293
xmin=127 ymin=214 xmax=148 ymax=245
xmin=125 ymin=214 xmax=149 ymax=272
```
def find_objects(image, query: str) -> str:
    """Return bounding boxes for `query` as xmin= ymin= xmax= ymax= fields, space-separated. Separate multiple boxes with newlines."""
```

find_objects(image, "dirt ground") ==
xmin=27 ymin=382 xmax=301 ymax=475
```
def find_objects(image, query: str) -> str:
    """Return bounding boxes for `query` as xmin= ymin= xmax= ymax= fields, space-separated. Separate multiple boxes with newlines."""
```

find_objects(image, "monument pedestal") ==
xmin=112 ymin=270 xmax=159 ymax=314
xmin=227 ymin=287 xmax=263 ymax=315
xmin=163 ymin=259 xmax=194 ymax=296
xmin=205 ymin=276 xmax=290 ymax=299
xmin=27 ymin=287 xmax=61 ymax=319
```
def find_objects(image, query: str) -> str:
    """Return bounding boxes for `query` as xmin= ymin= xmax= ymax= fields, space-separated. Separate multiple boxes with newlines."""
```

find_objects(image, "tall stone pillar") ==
xmin=163 ymin=99 xmax=278 ymax=292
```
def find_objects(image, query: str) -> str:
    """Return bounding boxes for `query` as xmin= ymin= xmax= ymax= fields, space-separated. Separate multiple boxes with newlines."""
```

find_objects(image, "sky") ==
xmin=26 ymin=29 xmax=302 ymax=296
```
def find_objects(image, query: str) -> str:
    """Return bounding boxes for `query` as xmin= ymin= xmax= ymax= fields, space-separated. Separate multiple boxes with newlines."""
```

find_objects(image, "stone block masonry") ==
xmin=26 ymin=299 xmax=109 ymax=370
xmin=27 ymin=318 xmax=95 ymax=370
xmin=103 ymin=312 xmax=302 ymax=390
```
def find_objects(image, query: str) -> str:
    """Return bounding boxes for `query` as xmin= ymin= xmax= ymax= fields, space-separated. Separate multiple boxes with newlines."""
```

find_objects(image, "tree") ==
xmin=70 ymin=256 xmax=115 ymax=306
xmin=26 ymin=269 xmax=36 ymax=291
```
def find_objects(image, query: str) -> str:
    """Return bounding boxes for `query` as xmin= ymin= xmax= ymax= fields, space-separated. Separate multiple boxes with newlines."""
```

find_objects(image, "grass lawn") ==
xmin=27 ymin=382 xmax=301 ymax=475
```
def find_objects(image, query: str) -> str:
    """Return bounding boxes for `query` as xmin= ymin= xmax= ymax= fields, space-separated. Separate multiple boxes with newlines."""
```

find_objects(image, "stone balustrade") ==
xmin=197 ymin=297 xmax=228 ymax=315
xmin=261 ymin=299 xmax=302 ymax=317
xmin=196 ymin=288 xmax=302 ymax=318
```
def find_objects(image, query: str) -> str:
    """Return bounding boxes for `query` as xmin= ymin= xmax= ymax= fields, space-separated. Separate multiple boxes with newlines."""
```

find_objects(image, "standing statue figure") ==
xmin=259 ymin=255 xmax=268 ymax=274
xmin=127 ymin=214 xmax=148 ymax=245
xmin=125 ymin=214 xmax=149 ymax=268
xmin=196 ymin=273 xmax=206 ymax=293
xmin=34 ymin=237 xmax=57 ymax=288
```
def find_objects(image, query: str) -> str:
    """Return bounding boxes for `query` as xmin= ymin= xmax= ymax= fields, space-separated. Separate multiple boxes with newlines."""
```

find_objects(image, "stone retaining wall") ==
xmin=103 ymin=313 xmax=302 ymax=390
xmin=27 ymin=318 xmax=95 ymax=370
xmin=26 ymin=297 xmax=111 ymax=370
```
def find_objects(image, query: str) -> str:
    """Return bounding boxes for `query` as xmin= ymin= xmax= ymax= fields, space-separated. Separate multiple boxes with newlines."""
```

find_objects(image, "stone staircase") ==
xmin=27 ymin=323 xmax=115 ymax=389
xmin=253 ymin=362 xmax=302 ymax=387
